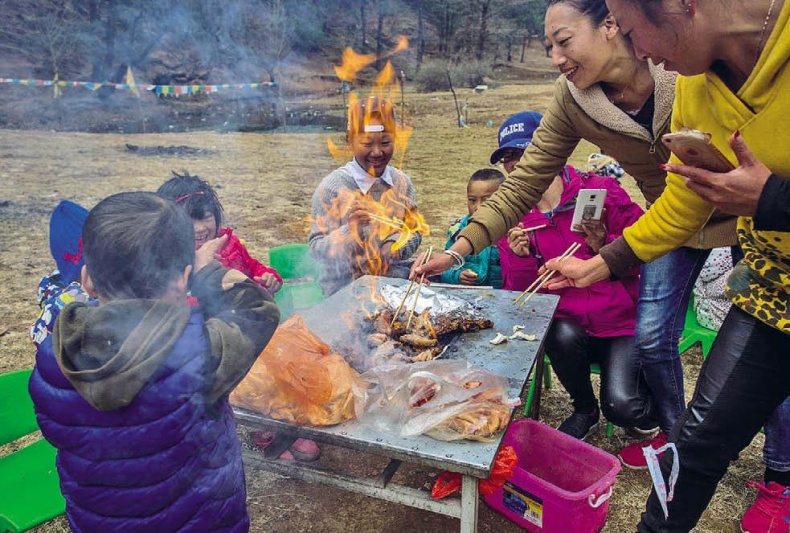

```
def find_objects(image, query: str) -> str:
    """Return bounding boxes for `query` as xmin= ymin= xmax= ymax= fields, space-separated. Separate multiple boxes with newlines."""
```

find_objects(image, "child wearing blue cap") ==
xmin=489 ymin=111 xmax=543 ymax=173
xmin=30 ymin=200 xmax=94 ymax=347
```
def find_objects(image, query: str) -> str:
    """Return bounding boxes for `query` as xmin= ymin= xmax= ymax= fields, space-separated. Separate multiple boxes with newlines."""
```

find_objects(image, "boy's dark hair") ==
xmin=548 ymin=0 xmax=609 ymax=26
xmin=157 ymin=171 xmax=224 ymax=228
xmin=468 ymin=168 xmax=506 ymax=185
xmin=82 ymin=191 xmax=195 ymax=300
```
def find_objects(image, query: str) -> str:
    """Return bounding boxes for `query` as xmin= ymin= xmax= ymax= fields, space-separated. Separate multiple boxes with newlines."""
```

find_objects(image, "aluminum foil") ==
xmin=380 ymin=284 xmax=475 ymax=318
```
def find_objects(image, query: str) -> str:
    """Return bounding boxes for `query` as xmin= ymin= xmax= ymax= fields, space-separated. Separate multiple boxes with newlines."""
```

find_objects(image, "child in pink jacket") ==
xmin=500 ymin=165 xmax=654 ymax=440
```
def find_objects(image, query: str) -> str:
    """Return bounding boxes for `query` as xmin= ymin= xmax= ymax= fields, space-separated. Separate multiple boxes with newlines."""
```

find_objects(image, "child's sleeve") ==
xmin=218 ymin=231 xmax=283 ymax=284
xmin=30 ymin=271 xmax=92 ymax=348
xmin=439 ymin=220 xmax=463 ymax=284
xmin=308 ymin=177 xmax=364 ymax=279
xmin=189 ymin=262 xmax=280 ymax=404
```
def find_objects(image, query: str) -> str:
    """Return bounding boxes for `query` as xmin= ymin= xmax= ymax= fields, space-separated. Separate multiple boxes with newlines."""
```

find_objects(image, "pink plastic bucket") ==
xmin=484 ymin=419 xmax=621 ymax=532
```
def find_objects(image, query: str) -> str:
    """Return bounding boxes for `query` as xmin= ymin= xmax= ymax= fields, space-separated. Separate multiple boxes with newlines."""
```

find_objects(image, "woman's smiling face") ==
xmin=605 ymin=0 xmax=708 ymax=75
xmin=544 ymin=2 xmax=616 ymax=90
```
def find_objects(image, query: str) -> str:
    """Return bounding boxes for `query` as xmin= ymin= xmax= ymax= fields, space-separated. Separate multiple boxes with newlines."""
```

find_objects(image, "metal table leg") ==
xmin=460 ymin=474 xmax=479 ymax=533
xmin=528 ymin=349 xmax=546 ymax=420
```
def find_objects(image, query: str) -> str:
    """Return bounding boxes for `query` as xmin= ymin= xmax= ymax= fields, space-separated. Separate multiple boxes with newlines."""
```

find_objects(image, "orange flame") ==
xmin=327 ymin=37 xmax=413 ymax=170
xmin=318 ymin=36 xmax=425 ymax=294
xmin=333 ymin=48 xmax=376 ymax=82
xmin=310 ymin=187 xmax=429 ymax=281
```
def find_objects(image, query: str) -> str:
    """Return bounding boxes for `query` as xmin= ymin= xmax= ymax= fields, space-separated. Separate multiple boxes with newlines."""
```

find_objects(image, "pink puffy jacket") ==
xmin=497 ymin=166 xmax=644 ymax=337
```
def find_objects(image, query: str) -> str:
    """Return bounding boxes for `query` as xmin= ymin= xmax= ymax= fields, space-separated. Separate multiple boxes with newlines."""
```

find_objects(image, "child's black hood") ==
xmin=53 ymin=299 xmax=192 ymax=411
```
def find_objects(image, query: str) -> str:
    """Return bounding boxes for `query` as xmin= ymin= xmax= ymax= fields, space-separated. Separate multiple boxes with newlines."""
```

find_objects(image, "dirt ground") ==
xmin=0 ymin=75 xmax=764 ymax=532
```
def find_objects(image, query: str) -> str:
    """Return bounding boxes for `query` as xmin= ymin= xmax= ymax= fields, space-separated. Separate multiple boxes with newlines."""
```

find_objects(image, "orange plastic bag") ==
xmin=430 ymin=446 xmax=518 ymax=499
xmin=230 ymin=315 xmax=365 ymax=426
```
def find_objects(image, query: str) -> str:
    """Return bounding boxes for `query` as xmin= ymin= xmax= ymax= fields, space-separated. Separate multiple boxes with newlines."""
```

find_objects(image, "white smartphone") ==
xmin=571 ymin=189 xmax=607 ymax=232
xmin=661 ymin=129 xmax=735 ymax=173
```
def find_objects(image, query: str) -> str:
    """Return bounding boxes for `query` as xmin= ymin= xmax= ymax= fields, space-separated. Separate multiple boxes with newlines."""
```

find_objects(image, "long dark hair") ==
xmin=157 ymin=171 xmax=224 ymax=229
xmin=548 ymin=0 xmax=610 ymax=26
xmin=82 ymin=191 xmax=194 ymax=300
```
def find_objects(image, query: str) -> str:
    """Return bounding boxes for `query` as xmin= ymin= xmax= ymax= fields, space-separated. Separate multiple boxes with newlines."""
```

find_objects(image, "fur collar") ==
xmin=566 ymin=61 xmax=676 ymax=142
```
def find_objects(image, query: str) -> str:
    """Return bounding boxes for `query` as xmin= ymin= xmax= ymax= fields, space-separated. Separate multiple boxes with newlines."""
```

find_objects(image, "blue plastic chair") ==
xmin=0 ymin=369 xmax=65 ymax=532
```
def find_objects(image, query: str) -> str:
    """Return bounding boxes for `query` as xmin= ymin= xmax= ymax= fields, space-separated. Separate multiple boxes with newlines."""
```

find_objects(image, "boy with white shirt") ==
xmin=309 ymin=96 xmax=422 ymax=296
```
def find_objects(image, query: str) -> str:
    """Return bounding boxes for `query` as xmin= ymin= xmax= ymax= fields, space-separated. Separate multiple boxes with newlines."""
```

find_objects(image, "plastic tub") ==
xmin=484 ymin=418 xmax=621 ymax=532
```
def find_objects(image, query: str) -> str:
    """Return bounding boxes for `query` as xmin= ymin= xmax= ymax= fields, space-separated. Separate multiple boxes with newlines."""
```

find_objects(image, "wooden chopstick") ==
xmin=514 ymin=242 xmax=581 ymax=307
xmin=518 ymin=242 xmax=580 ymax=308
xmin=368 ymin=213 xmax=404 ymax=230
xmin=405 ymin=246 xmax=433 ymax=330
xmin=513 ymin=243 xmax=576 ymax=304
xmin=522 ymin=224 xmax=547 ymax=232
xmin=390 ymin=246 xmax=431 ymax=328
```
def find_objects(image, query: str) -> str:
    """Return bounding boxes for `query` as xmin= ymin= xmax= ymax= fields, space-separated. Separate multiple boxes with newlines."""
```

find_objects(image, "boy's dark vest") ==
xmin=29 ymin=311 xmax=249 ymax=532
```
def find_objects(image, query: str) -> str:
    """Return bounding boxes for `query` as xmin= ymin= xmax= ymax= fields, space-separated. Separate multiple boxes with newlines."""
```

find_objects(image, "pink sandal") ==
xmin=250 ymin=431 xmax=320 ymax=462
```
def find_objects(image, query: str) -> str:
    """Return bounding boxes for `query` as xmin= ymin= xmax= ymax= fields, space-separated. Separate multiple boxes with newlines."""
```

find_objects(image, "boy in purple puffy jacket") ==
xmin=29 ymin=191 xmax=279 ymax=531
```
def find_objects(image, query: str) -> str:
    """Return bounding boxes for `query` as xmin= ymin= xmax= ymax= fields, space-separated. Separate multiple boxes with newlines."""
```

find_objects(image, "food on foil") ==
xmin=365 ymin=285 xmax=494 ymax=363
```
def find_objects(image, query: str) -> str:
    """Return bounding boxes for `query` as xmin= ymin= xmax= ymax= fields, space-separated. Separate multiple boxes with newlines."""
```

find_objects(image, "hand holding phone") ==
xmin=571 ymin=189 xmax=607 ymax=233
xmin=661 ymin=129 xmax=734 ymax=172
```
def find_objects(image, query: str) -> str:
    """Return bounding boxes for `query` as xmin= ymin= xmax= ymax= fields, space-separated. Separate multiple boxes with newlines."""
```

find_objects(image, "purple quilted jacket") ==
xmin=29 ymin=311 xmax=250 ymax=532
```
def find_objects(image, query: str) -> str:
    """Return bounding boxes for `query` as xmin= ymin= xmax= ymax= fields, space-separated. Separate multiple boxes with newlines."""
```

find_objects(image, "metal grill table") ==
xmin=233 ymin=275 xmax=559 ymax=532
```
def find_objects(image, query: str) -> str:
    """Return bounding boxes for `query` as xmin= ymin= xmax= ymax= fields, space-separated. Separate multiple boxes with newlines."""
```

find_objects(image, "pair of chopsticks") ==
xmin=390 ymin=246 xmax=433 ymax=329
xmin=368 ymin=213 xmax=404 ymax=231
xmin=513 ymin=242 xmax=581 ymax=309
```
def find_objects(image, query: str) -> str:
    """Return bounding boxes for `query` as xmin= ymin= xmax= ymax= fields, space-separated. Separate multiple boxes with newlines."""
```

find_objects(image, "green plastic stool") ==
xmin=678 ymin=298 xmax=717 ymax=358
xmin=0 ymin=369 xmax=65 ymax=532
xmin=275 ymin=282 xmax=325 ymax=322
xmin=523 ymin=357 xmax=615 ymax=438
xmin=269 ymin=243 xmax=321 ymax=280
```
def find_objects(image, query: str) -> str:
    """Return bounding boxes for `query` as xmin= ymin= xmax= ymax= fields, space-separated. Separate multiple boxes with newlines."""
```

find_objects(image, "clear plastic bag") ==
xmin=359 ymin=360 xmax=518 ymax=442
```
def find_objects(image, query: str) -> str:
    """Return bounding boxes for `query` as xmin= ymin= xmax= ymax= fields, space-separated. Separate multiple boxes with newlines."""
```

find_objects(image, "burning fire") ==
xmin=311 ymin=187 xmax=429 ymax=276
xmin=327 ymin=37 xmax=412 ymax=169
xmin=313 ymin=36 xmax=427 ymax=292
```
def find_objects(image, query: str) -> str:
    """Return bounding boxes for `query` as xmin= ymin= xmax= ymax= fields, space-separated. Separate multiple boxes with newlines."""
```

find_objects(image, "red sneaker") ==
xmin=250 ymin=431 xmax=320 ymax=461
xmin=289 ymin=438 xmax=320 ymax=462
xmin=618 ymin=431 xmax=667 ymax=470
xmin=740 ymin=480 xmax=790 ymax=533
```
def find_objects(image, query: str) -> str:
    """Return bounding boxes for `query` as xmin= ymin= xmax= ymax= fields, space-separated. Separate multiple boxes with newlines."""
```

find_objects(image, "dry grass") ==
xmin=0 ymin=79 xmax=762 ymax=532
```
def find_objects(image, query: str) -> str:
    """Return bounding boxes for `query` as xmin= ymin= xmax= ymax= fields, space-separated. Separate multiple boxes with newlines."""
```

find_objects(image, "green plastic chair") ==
xmin=523 ymin=357 xmax=615 ymax=438
xmin=269 ymin=243 xmax=325 ymax=321
xmin=0 ymin=369 xmax=65 ymax=532
xmin=678 ymin=297 xmax=717 ymax=358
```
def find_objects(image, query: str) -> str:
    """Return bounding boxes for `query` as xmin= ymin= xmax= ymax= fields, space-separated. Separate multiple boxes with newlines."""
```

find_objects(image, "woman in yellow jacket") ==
xmin=541 ymin=0 xmax=790 ymax=530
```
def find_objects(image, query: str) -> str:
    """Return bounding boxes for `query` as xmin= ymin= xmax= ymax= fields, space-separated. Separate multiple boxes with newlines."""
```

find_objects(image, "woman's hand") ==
xmin=507 ymin=223 xmax=530 ymax=257
xmin=574 ymin=211 xmax=607 ymax=253
xmin=665 ymin=131 xmax=771 ymax=216
xmin=411 ymin=238 xmax=474 ymax=279
xmin=194 ymin=234 xmax=228 ymax=272
xmin=540 ymin=254 xmax=611 ymax=290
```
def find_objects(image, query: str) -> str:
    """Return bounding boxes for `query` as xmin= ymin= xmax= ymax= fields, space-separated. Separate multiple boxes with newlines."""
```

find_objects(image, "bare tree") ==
xmin=0 ymin=0 xmax=87 ymax=78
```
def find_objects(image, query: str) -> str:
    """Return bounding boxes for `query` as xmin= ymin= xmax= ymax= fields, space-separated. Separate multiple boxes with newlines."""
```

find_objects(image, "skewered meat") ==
xmin=400 ymin=333 xmax=438 ymax=348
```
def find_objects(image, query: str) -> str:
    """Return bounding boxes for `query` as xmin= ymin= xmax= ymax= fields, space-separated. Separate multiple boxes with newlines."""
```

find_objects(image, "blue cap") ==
xmin=49 ymin=200 xmax=89 ymax=284
xmin=489 ymin=111 xmax=543 ymax=164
